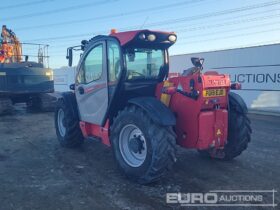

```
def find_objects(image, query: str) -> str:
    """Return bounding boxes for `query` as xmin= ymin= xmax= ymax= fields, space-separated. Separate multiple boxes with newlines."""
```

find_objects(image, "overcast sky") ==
xmin=1 ymin=0 xmax=280 ymax=68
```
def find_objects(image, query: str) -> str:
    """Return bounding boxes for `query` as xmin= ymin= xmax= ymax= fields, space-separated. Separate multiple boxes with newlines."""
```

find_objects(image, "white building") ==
xmin=53 ymin=66 xmax=75 ymax=92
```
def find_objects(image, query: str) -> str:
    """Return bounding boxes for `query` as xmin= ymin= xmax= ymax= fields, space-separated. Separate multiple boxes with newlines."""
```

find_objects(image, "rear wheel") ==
xmin=54 ymin=98 xmax=84 ymax=148
xmin=198 ymin=92 xmax=252 ymax=160
xmin=111 ymin=105 xmax=176 ymax=184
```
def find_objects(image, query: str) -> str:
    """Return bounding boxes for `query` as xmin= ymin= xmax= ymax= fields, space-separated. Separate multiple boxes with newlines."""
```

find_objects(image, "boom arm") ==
xmin=1 ymin=25 xmax=22 ymax=63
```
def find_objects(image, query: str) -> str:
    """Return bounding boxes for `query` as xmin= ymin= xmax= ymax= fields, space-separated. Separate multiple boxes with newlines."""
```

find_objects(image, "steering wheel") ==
xmin=128 ymin=70 xmax=146 ymax=78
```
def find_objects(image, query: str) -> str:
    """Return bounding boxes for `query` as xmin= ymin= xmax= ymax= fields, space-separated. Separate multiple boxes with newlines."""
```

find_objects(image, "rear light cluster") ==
xmin=230 ymin=83 xmax=242 ymax=90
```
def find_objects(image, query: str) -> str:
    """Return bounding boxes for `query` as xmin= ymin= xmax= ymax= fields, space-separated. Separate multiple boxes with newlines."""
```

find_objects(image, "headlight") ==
xmin=168 ymin=34 xmax=177 ymax=42
xmin=147 ymin=34 xmax=156 ymax=41
xmin=45 ymin=71 xmax=53 ymax=80
xmin=139 ymin=33 xmax=146 ymax=40
xmin=45 ymin=71 xmax=52 ymax=76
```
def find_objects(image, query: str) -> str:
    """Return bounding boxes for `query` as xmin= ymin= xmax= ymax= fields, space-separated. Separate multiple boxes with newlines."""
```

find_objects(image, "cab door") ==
xmin=75 ymin=41 xmax=108 ymax=125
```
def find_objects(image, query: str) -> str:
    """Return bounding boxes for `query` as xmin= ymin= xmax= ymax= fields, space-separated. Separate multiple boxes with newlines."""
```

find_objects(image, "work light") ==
xmin=147 ymin=34 xmax=156 ymax=42
xmin=168 ymin=34 xmax=177 ymax=42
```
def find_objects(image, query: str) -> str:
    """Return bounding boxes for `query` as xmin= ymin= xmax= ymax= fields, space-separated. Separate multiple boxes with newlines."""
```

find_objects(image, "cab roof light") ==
xmin=139 ymin=33 xmax=146 ymax=40
xmin=110 ymin=29 xmax=118 ymax=34
xmin=147 ymin=34 xmax=156 ymax=42
xmin=168 ymin=34 xmax=177 ymax=42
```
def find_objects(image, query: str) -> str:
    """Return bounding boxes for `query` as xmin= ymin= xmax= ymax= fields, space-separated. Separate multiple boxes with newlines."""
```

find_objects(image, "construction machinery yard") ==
xmin=0 ymin=104 xmax=279 ymax=210
xmin=1 ymin=0 xmax=280 ymax=208
xmin=0 ymin=26 xmax=279 ymax=209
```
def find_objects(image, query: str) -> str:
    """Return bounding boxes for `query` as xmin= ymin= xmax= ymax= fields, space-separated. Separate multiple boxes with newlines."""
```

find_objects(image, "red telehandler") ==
xmin=55 ymin=29 xmax=251 ymax=184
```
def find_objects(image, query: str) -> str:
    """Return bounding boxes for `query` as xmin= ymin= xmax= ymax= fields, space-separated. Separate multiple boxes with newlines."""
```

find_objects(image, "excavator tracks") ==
xmin=0 ymin=98 xmax=13 ymax=115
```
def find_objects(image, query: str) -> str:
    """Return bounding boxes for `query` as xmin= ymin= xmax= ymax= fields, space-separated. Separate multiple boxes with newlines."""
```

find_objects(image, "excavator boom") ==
xmin=1 ymin=25 xmax=22 ymax=63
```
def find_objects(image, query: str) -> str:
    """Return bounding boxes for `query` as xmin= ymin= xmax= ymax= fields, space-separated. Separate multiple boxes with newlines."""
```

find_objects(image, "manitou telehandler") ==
xmin=55 ymin=29 xmax=252 ymax=184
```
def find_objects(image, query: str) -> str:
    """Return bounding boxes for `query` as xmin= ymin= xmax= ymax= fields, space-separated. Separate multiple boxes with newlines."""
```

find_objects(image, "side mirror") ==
xmin=191 ymin=57 xmax=204 ymax=70
xmin=69 ymin=83 xmax=75 ymax=90
xmin=66 ymin=48 xmax=73 ymax=67
xmin=127 ymin=49 xmax=135 ymax=62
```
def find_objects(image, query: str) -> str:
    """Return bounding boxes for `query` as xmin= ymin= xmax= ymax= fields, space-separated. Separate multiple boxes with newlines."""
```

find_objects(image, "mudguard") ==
xmin=128 ymin=97 xmax=176 ymax=126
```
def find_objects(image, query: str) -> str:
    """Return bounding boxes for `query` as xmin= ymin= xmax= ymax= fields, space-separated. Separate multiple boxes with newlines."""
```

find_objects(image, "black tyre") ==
xmin=0 ymin=98 xmax=13 ymax=115
xmin=39 ymin=93 xmax=56 ymax=112
xmin=27 ymin=94 xmax=56 ymax=112
xmin=54 ymin=98 xmax=84 ymax=148
xmin=111 ymin=105 xmax=176 ymax=184
xmin=26 ymin=96 xmax=41 ymax=112
xmin=198 ymin=92 xmax=252 ymax=160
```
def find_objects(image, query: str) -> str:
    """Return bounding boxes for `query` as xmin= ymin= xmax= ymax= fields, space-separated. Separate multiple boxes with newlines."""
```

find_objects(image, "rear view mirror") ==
xmin=127 ymin=49 xmax=135 ymax=62
xmin=191 ymin=57 xmax=204 ymax=70
xmin=66 ymin=48 xmax=73 ymax=67
xmin=69 ymin=83 xmax=75 ymax=90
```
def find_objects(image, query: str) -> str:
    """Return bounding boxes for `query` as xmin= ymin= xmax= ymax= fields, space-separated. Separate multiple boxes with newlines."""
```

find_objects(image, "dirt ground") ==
xmin=0 ymin=104 xmax=279 ymax=210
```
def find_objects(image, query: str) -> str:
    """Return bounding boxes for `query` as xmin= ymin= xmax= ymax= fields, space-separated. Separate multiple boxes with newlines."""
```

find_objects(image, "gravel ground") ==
xmin=0 ymin=104 xmax=279 ymax=210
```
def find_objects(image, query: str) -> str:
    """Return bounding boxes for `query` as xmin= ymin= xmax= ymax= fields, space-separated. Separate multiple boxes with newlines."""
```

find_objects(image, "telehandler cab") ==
xmin=55 ymin=29 xmax=251 ymax=184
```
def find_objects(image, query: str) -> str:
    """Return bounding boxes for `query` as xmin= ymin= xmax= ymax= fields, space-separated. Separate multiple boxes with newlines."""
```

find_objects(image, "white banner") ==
xmin=213 ymin=65 xmax=280 ymax=91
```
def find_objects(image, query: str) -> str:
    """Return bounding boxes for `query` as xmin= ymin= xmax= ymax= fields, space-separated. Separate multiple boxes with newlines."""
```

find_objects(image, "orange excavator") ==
xmin=0 ymin=25 xmax=54 ymax=114
xmin=0 ymin=25 xmax=22 ymax=63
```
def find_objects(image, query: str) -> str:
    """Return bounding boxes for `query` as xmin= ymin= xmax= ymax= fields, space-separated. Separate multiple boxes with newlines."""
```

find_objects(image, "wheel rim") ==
xmin=119 ymin=124 xmax=147 ymax=167
xmin=57 ymin=109 xmax=66 ymax=137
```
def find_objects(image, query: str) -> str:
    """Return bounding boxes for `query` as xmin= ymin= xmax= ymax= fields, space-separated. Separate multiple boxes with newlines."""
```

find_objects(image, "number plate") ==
xmin=203 ymin=89 xmax=226 ymax=97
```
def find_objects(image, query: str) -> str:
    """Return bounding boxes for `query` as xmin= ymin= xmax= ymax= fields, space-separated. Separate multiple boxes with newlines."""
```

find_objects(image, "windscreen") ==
xmin=125 ymin=48 xmax=164 ymax=80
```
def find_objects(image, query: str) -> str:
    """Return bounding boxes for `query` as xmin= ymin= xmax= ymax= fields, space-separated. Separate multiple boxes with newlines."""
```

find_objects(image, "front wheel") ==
xmin=111 ymin=105 xmax=176 ymax=184
xmin=54 ymin=98 xmax=84 ymax=148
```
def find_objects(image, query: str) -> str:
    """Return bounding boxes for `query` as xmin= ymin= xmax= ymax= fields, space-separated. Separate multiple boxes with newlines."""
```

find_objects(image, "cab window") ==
xmin=108 ymin=41 xmax=121 ymax=82
xmin=125 ymin=48 xmax=164 ymax=80
xmin=77 ymin=44 xmax=103 ymax=84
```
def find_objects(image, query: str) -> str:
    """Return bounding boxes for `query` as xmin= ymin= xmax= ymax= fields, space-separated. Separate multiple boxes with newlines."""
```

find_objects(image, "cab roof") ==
xmin=109 ymin=29 xmax=176 ymax=48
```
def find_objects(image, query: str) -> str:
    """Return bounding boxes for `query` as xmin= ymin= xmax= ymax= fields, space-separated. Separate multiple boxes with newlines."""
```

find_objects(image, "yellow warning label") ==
xmin=216 ymin=129 xmax=222 ymax=136
xmin=160 ymin=81 xmax=173 ymax=106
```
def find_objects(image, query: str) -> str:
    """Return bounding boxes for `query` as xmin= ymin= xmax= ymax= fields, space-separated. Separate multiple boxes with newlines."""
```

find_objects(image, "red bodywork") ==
xmin=79 ymin=71 xmax=231 ymax=150
xmin=110 ymin=30 xmax=141 ymax=46
xmin=156 ymin=72 xmax=231 ymax=150
xmin=80 ymin=120 xmax=111 ymax=146
xmin=110 ymin=29 xmax=175 ymax=46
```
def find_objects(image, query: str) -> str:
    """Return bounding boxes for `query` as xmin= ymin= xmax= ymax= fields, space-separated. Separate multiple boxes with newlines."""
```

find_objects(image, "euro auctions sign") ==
xmin=212 ymin=65 xmax=280 ymax=91
xmin=166 ymin=190 xmax=277 ymax=207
